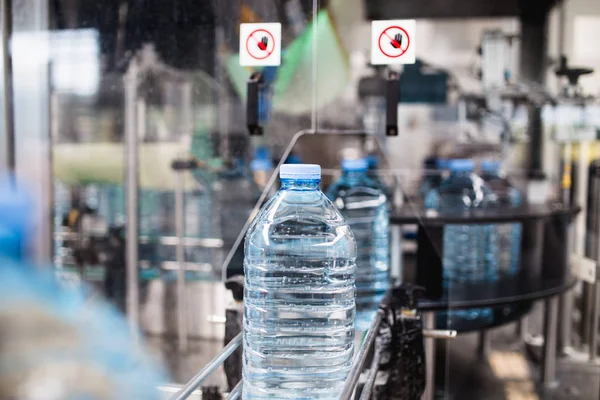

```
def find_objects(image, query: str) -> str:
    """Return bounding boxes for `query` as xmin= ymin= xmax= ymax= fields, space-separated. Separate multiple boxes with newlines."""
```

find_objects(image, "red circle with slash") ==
xmin=378 ymin=26 xmax=410 ymax=58
xmin=246 ymin=29 xmax=276 ymax=60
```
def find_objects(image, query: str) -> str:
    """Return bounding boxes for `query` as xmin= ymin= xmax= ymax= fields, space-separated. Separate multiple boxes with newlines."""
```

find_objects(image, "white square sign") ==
xmin=371 ymin=19 xmax=416 ymax=65
xmin=239 ymin=23 xmax=282 ymax=67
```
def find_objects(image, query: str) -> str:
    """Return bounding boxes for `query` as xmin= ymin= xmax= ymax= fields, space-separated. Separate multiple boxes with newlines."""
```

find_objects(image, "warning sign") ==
xmin=371 ymin=20 xmax=416 ymax=65
xmin=239 ymin=23 xmax=281 ymax=67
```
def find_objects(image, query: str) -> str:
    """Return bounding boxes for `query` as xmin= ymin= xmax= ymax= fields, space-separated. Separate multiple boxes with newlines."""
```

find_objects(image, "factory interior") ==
xmin=2 ymin=0 xmax=600 ymax=399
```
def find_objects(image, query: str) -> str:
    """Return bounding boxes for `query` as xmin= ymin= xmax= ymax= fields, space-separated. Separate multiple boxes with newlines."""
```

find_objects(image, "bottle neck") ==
xmin=343 ymin=169 xmax=367 ymax=184
xmin=482 ymin=169 xmax=501 ymax=179
xmin=280 ymin=178 xmax=320 ymax=190
xmin=449 ymin=169 xmax=472 ymax=177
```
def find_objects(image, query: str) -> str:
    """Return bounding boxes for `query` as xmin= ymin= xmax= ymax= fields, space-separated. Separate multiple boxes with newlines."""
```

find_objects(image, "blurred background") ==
xmin=1 ymin=0 xmax=600 ymax=399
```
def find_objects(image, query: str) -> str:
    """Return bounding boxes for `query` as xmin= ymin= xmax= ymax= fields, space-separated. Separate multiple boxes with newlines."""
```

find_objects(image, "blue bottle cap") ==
xmin=436 ymin=159 xmax=450 ymax=169
xmin=448 ymin=159 xmax=474 ymax=172
xmin=480 ymin=159 xmax=501 ymax=172
xmin=254 ymin=146 xmax=270 ymax=160
xmin=0 ymin=177 xmax=32 ymax=233
xmin=250 ymin=158 xmax=274 ymax=172
xmin=366 ymin=155 xmax=379 ymax=168
xmin=285 ymin=154 xmax=302 ymax=164
xmin=0 ymin=176 xmax=33 ymax=260
xmin=279 ymin=164 xmax=321 ymax=180
xmin=341 ymin=158 xmax=368 ymax=172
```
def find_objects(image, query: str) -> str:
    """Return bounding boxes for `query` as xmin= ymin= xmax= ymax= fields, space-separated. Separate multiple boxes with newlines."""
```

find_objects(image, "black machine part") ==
xmin=246 ymin=72 xmax=264 ymax=136
xmin=200 ymin=386 xmax=222 ymax=400
xmin=223 ymin=275 xmax=244 ymax=391
xmin=224 ymin=275 xmax=245 ymax=302
xmin=555 ymin=55 xmax=594 ymax=87
xmin=375 ymin=284 xmax=427 ymax=400
xmin=386 ymin=71 xmax=399 ymax=136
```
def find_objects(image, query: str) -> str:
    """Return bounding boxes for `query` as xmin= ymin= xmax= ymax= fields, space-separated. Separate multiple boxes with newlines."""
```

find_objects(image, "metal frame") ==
xmin=174 ymin=167 xmax=188 ymax=351
xmin=170 ymin=333 xmax=243 ymax=400
xmin=1 ymin=0 xmax=14 ymax=172
xmin=169 ymin=304 xmax=456 ymax=400
xmin=542 ymin=297 xmax=560 ymax=387
xmin=169 ymin=313 xmax=386 ymax=400
xmin=124 ymin=53 xmax=140 ymax=335
xmin=422 ymin=312 xmax=436 ymax=400
xmin=123 ymin=45 xmax=227 ymax=342
xmin=9 ymin=0 xmax=53 ymax=262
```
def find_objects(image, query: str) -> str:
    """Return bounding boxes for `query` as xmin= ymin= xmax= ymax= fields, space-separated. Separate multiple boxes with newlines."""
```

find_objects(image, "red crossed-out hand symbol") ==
xmin=257 ymin=36 xmax=268 ymax=51
xmin=390 ymin=33 xmax=402 ymax=49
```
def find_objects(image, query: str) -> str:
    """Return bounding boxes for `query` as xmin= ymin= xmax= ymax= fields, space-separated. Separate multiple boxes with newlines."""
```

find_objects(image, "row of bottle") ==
xmin=243 ymin=158 xmax=390 ymax=399
xmin=0 ymin=176 xmax=168 ymax=399
xmin=423 ymin=159 xmax=523 ymax=323
xmin=423 ymin=158 xmax=523 ymax=285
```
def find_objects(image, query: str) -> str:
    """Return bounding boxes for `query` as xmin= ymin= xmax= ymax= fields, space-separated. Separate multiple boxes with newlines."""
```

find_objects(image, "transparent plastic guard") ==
xmin=219 ymin=129 xmax=452 ymax=395
xmin=221 ymin=129 xmax=434 ymax=283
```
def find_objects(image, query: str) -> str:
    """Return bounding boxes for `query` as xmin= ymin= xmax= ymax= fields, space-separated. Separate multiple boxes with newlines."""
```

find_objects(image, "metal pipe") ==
xmin=584 ymin=159 xmax=600 ymax=348
xmin=175 ymin=169 xmax=188 ymax=351
xmin=559 ymin=141 xmax=596 ymax=354
xmin=559 ymin=222 xmax=575 ymax=353
xmin=478 ymin=330 xmax=491 ymax=357
xmin=423 ymin=329 xmax=457 ymax=340
xmin=590 ymin=283 xmax=600 ymax=361
xmin=1 ymin=0 xmax=14 ymax=172
xmin=542 ymin=297 xmax=559 ymax=387
xmin=225 ymin=381 xmax=242 ymax=400
xmin=170 ymin=333 xmax=242 ymax=400
xmin=518 ymin=316 xmax=529 ymax=342
xmin=310 ymin=0 xmax=318 ymax=131
xmin=422 ymin=312 xmax=436 ymax=400
xmin=54 ymin=232 xmax=224 ymax=248
xmin=139 ymin=236 xmax=223 ymax=247
xmin=590 ymin=155 xmax=600 ymax=361
xmin=339 ymin=310 xmax=384 ymax=400
xmin=520 ymin=8 xmax=549 ymax=180
xmin=391 ymin=225 xmax=402 ymax=282
xmin=124 ymin=56 xmax=140 ymax=335
xmin=558 ymin=0 xmax=567 ymax=57
xmin=558 ymin=140 xmax=575 ymax=354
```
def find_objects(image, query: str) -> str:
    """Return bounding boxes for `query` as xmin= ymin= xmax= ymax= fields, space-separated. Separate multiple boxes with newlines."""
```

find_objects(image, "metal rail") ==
xmin=169 ymin=333 xmax=242 ymax=400
xmin=225 ymin=382 xmax=242 ymax=400
xmin=1 ymin=0 xmax=14 ymax=172
xmin=169 ymin=306 xmax=456 ymax=399
xmin=124 ymin=53 xmax=140 ymax=336
xmin=340 ymin=310 xmax=385 ymax=400
xmin=54 ymin=232 xmax=223 ymax=248
xmin=358 ymin=346 xmax=382 ymax=400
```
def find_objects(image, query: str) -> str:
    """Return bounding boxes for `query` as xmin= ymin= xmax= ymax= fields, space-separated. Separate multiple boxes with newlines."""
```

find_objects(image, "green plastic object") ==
xmin=225 ymin=10 xmax=350 ymax=115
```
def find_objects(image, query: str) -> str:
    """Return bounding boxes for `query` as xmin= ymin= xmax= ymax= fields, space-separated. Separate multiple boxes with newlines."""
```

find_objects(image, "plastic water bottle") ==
xmin=424 ymin=159 xmax=493 ymax=322
xmin=0 ymin=176 xmax=32 ymax=262
xmin=243 ymin=164 xmax=356 ymax=400
xmin=419 ymin=158 xmax=449 ymax=199
xmin=327 ymin=158 xmax=389 ymax=331
xmin=480 ymin=160 xmax=523 ymax=277
xmin=250 ymin=146 xmax=275 ymax=198
xmin=365 ymin=154 xmax=389 ymax=194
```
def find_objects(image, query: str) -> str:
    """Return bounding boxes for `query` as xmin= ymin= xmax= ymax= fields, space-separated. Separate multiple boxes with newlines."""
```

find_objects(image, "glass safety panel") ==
xmin=7 ymin=0 xmax=585 ymax=398
xmin=44 ymin=0 xmax=320 ymax=389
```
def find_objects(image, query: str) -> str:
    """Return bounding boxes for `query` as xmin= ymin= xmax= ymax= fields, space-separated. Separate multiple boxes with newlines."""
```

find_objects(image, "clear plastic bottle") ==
xmin=480 ymin=160 xmax=523 ymax=277
xmin=419 ymin=158 xmax=449 ymax=199
xmin=365 ymin=154 xmax=393 ymax=199
xmin=425 ymin=159 xmax=493 ymax=322
xmin=250 ymin=147 xmax=276 ymax=199
xmin=0 ymin=176 xmax=32 ymax=262
xmin=327 ymin=158 xmax=389 ymax=330
xmin=243 ymin=164 xmax=356 ymax=400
